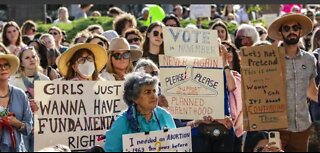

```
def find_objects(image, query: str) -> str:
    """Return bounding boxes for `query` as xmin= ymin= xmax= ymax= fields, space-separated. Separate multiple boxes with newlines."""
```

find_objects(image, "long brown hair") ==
xmin=2 ymin=21 xmax=23 ymax=47
xmin=142 ymin=21 xmax=165 ymax=57
xmin=65 ymin=49 xmax=99 ymax=80
xmin=311 ymin=28 xmax=320 ymax=51
xmin=21 ymin=20 xmax=37 ymax=36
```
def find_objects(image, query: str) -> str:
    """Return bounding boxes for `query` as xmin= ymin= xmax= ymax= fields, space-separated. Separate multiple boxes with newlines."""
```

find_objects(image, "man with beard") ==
xmin=268 ymin=13 xmax=318 ymax=152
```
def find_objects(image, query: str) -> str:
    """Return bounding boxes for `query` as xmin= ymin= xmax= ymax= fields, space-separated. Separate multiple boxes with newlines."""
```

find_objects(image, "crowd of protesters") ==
xmin=0 ymin=3 xmax=320 ymax=152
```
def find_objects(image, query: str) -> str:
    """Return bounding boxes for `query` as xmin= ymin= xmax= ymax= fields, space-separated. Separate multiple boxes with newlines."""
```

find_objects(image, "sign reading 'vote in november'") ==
xmin=34 ymin=81 xmax=126 ymax=151
xmin=241 ymin=45 xmax=288 ymax=131
xmin=163 ymin=27 xmax=219 ymax=58
xmin=123 ymin=127 xmax=192 ymax=152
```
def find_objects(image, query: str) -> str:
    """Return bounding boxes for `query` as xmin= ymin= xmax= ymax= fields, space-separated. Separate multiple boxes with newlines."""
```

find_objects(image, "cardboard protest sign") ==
xmin=163 ymin=27 xmax=219 ymax=58
xmin=34 ymin=81 xmax=126 ymax=151
xmin=241 ymin=45 xmax=288 ymax=131
xmin=160 ymin=55 xmax=225 ymax=120
xmin=190 ymin=5 xmax=211 ymax=19
xmin=123 ymin=127 xmax=192 ymax=152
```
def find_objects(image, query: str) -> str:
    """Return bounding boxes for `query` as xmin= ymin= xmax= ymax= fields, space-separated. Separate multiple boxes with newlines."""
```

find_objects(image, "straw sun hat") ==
xmin=0 ymin=52 xmax=19 ymax=76
xmin=268 ymin=13 xmax=313 ymax=40
xmin=57 ymin=43 xmax=108 ymax=77
xmin=108 ymin=38 xmax=143 ymax=61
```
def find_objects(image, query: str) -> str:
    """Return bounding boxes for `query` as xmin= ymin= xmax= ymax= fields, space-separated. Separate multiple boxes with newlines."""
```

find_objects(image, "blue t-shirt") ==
xmin=104 ymin=106 xmax=176 ymax=152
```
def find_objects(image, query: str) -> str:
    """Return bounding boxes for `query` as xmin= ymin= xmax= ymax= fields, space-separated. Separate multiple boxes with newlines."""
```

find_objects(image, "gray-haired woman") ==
xmin=104 ymin=71 xmax=176 ymax=152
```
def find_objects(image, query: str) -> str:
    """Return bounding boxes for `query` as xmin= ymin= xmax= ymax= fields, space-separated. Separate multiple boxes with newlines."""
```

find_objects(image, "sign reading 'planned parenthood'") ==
xmin=241 ymin=45 xmax=288 ymax=131
xmin=163 ymin=27 xmax=219 ymax=58
xmin=34 ymin=81 xmax=126 ymax=151
xmin=123 ymin=127 xmax=192 ymax=152
xmin=159 ymin=55 xmax=225 ymax=120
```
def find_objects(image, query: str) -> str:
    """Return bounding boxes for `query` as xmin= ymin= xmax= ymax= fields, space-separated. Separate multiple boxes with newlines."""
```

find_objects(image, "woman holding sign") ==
xmin=0 ymin=53 xmax=33 ymax=152
xmin=104 ymin=71 xmax=176 ymax=152
xmin=56 ymin=43 xmax=108 ymax=81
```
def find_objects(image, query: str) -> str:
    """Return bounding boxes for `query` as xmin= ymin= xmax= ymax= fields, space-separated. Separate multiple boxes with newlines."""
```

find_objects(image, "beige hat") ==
xmin=108 ymin=38 xmax=143 ymax=61
xmin=268 ymin=13 xmax=313 ymax=40
xmin=0 ymin=52 xmax=19 ymax=76
xmin=57 ymin=43 xmax=108 ymax=77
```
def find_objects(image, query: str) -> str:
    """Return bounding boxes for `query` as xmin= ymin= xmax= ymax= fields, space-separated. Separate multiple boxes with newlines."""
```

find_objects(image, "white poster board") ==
xmin=190 ymin=5 xmax=211 ymax=19
xmin=123 ymin=127 xmax=192 ymax=152
xmin=160 ymin=55 xmax=225 ymax=120
xmin=34 ymin=81 xmax=126 ymax=151
xmin=163 ymin=27 xmax=219 ymax=58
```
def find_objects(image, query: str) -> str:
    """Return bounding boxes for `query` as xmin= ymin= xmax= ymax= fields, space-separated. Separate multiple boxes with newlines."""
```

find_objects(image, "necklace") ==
xmin=0 ymin=88 xmax=9 ymax=98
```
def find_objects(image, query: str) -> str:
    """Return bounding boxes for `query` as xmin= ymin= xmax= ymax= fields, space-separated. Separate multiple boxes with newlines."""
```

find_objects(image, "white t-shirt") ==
xmin=100 ymin=71 xmax=116 ymax=81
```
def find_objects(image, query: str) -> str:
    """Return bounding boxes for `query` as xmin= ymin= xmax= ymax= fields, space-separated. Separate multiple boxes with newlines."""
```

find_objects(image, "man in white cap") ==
xmin=268 ymin=13 xmax=318 ymax=152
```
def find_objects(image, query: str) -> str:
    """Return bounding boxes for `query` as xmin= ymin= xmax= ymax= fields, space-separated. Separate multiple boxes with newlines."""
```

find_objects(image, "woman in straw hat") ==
xmin=57 ymin=43 xmax=108 ymax=81
xmin=0 ymin=53 xmax=33 ymax=152
xmin=101 ymin=38 xmax=142 ymax=81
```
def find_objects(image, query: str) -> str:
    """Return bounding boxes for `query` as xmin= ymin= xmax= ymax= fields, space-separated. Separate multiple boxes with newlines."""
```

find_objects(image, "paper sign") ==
xmin=160 ymin=55 xmax=225 ymax=120
xmin=241 ymin=45 xmax=288 ymax=131
xmin=123 ymin=127 xmax=192 ymax=152
xmin=163 ymin=27 xmax=219 ymax=58
xmin=190 ymin=5 xmax=211 ymax=19
xmin=34 ymin=81 xmax=127 ymax=151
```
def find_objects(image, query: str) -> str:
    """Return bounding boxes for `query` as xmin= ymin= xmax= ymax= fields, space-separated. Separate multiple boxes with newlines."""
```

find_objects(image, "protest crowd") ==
xmin=1 ymin=3 xmax=320 ymax=152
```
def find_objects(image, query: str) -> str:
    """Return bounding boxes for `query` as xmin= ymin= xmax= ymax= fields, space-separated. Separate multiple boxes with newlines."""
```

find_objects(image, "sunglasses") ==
xmin=150 ymin=71 xmax=159 ymax=77
xmin=258 ymin=30 xmax=266 ymax=36
xmin=281 ymin=25 xmax=301 ymax=33
xmin=49 ymin=32 xmax=59 ymax=35
xmin=165 ymin=24 xmax=178 ymax=27
xmin=32 ymin=29 xmax=36 ymax=32
xmin=97 ymin=42 xmax=105 ymax=47
xmin=0 ymin=63 xmax=10 ymax=71
xmin=77 ymin=56 xmax=94 ymax=64
xmin=112 ymin=52 xmax=130 ymax=60
xmin=152 ymin=31 xmax=163 ymax=38
xmin=127 ymin=37 xmax=141 ymax=43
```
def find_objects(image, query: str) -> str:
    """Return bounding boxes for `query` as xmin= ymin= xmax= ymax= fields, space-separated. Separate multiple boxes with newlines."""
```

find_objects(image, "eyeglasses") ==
xmin=127 ymin=37 xmax=141 ymax=43
xmin=150 ymin=71 xmax=159 ymax=77
xmin=0 ymin=63 xmax=10 ymax=71
xmin=112 ymin=52 xmax=130 ymax=60
xmin=281 ymin=24 xmax=301 ymax=33
xmin=153 ymin=31 xmax=163 ymax=38
xmin=49 ymin=32 xmax=59 ymax=36
xmin=97 ymin=42 xmax=105 ymax=47
xmin=77 ymin=56 xmax=94 ymax=64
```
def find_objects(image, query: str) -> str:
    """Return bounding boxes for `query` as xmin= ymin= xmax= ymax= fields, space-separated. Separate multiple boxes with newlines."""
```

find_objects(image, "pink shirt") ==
xmin=229 ymin=71 xmax=245 ymax=137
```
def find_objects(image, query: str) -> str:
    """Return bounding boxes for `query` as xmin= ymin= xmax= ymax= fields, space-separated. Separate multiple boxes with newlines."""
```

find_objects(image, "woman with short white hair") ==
xmin=234 ymin=24 xmax=260 ymax=49
xmin=53 ymin=7 xmax=72 ymax=24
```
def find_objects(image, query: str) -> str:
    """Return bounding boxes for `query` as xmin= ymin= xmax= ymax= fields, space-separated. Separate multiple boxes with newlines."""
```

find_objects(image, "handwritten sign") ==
xmin=163 ymin=27 xmax=219 ymax=58
xmin=160 ymin=55 xmax=225 ymax=120
xmin=190 ymin=5 xmax=211 ymax=19
xmin=34 ymin=81 xmax=127 ymax=151
xmin=123 ymin=127 xmax=192 ymax=152
xmin=241 ymin=45 xmax=288 ymax=131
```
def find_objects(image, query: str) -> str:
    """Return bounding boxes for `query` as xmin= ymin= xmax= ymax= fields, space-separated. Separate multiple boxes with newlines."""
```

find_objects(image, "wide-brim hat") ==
xmin=0 ymin=53 xmax=19 ymax=76
xmin=268 ymin=13 xmax=313 ymax=40
xmin=108 ymin=38 xmax=143 ymax=61
xmin=57 ymin=43 xmax=108 ymax=77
